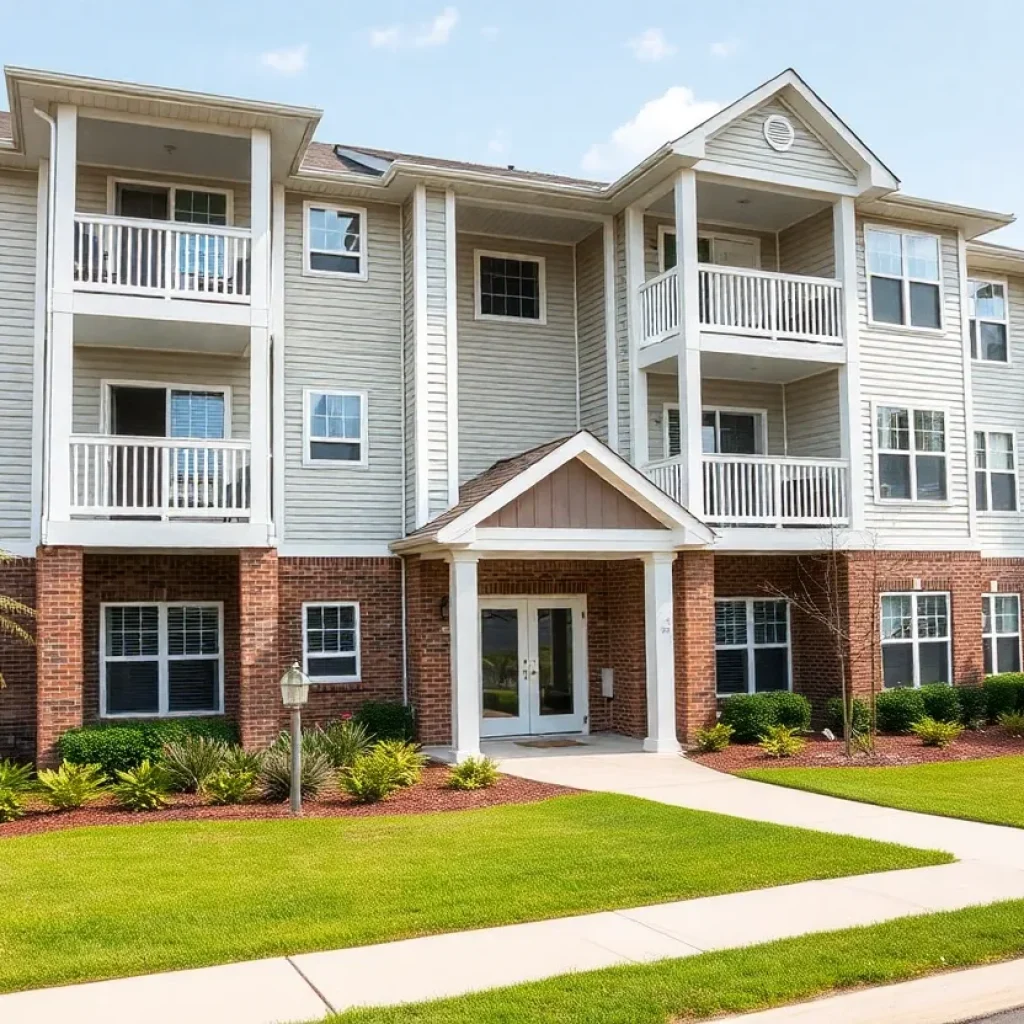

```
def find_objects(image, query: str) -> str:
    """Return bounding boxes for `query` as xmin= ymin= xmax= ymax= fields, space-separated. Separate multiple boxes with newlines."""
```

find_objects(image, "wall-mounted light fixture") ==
xmin=439 ymin=596 xmax=449 ymax=621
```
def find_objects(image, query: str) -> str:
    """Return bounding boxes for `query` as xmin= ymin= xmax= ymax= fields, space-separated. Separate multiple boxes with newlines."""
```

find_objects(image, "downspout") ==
xmin=398 ymin=201 xmax=409 ymax=706
xmin=35 ymin=108 xmax=57 ymax=534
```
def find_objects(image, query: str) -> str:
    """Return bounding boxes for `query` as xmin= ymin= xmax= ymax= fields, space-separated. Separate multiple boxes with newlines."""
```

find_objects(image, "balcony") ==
xmin=638 ymin=266 xmax=844 ymax=349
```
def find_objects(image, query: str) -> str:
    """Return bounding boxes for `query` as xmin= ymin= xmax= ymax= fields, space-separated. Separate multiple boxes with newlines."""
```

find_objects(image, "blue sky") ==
xmin=3 ymin=0 xmax=1023 ymax=243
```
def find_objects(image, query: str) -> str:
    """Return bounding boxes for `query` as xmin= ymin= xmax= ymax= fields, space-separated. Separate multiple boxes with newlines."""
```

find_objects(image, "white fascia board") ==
xmin=467 ymin=527 xmax=703 ymax=553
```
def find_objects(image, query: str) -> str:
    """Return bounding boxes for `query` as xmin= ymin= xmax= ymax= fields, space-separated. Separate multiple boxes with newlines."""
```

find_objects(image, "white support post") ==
xmin=674 ymin=169 xmax=704 ymax=516
xmin=270 ymin=182 xmax=286 ymax=542
xmin=625 ymin=204 xmax=648 ymax=467
xmin=249 ymin=128 xmax=272 ymax=319
xmin=248 ymin=325 xmax=271 ymax=531
xmin=449 ymin=552 xmax=481 ymax=761
xmin=602 ymin=215 xmax=619 ymax=453
xmin=643 ymin=551 xmax=680 ymax=754
xmin=833 ymin=196 xmax=864 ymax=530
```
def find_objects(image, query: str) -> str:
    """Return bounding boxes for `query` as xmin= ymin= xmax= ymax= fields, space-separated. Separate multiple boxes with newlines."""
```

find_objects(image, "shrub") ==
xmin=957 ymin=686 xmax=989 ymax=729
xmin=764 ymin=692 xmax=812 ymax=731
xmin=36 ymin=762 xmax=106 ymax=810
xmin=693 ymin=723 xmax=733 ymax=753
xmin=0 ymin=758 xmax=34 ymax=792
xmin=112 ymin=760 xmax=172 ymax=811
xmin=201 ymin=768 xmax=257 ymax=805
xmin=162 ymin=736 xmax=229 ymax=793
xmin=998 ymin=711 xmax=1024 ymax=738
xmin=305 ymin=720 xmax=373 ymax=770
xmin=446 ymin=756 xmax=500 ymax=791
xmin=758 ymin=725 xmax=807 ymax=759
xmin=984 ymin=674 xmax=1024 ymax=720
xmin=719 ymin=694 xmax=778 ymax=743
xmin=372 ymin=739 xmax=427 ymax=787
xmin=919 ymin=683 xmax=962 ymax=724
xmin=340 ymin=747 xmax=406 ymax=803
xmin=355 ymin=701 xmax=416 ymax=742
xmin=0 ymin=787 xmax=25 ymax=823
xmin=259 ymin=746 xmax=335 ymax=802
xmin=876 ymin=688 xmax=927 ymax=734
xmin=824 ymin=697 xmax=871 ymax=737
xmin=910 ymin=716 xmax=964 ymax=748
xmin=222 ymin=745 xmax=264 ymax=776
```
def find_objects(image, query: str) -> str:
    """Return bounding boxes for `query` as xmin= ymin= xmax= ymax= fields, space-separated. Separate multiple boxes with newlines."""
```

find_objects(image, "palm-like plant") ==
xmin=0 ymin=550 xmax=35 ymax=689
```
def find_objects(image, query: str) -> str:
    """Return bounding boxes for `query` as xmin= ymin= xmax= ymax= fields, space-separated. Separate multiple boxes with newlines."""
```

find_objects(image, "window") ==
xmin=101 ymin=603 xmax=223 ymax=717
xmin=475 ymin=251 xmax=546 ymax=322
xmin=968 ymin=279 xmax=1009 ymax=362
xmin=304 ymin=203 xmax=367 ymax=278
xmin=304 ymin=389 xmax=367 ymax=466
xmin=659 ymin=229 xmax=760 ymax=272
xmin=303 ymin=603 xmax=360 ymax=682
xmin=866 ymin=227 xmax=942 ymax=329
xmin=173 ymin=189 xmax=228 ymax=226
xmin=664 ymin=405 xmax=764 ymax=459
xmin=714 ymin=599 xmax=791 ymax=696
xmin=875 ymin=405 xmax=947 ymax=501
xmin=984 ymin=594 xmax=1021 ymax=675
xmin=975 ymin=431 xmax=1017 ymax=512
xmin=880 ymin=593 xmax=950 ymax=688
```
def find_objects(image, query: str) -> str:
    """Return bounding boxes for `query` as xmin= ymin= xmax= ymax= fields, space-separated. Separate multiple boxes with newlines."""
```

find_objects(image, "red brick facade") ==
xmin=675 ymin=552 xmax=717 ymax=740
xmin=0 ymin=557 xmax=37 ymax=760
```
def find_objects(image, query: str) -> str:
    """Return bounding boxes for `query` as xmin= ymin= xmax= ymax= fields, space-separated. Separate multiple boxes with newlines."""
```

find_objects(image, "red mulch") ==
xmin=0 ymin=766 xmax=576 ymax=840
xmin=689 ymin=727 xmax=1024 ymax=772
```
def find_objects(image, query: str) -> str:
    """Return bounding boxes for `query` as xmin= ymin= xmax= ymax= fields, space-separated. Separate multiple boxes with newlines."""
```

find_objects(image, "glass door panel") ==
xmin=480 ymin=603 xmax=529 ymax=737
xmin=536 ymin=608 xmax=574 ymax=717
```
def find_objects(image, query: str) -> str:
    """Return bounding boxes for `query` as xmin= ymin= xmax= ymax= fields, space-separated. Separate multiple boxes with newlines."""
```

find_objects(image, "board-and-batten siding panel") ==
xmin=856 ymin=216 xmax=970 ymax=543
xmin=402 ymin=196 xmax=416 ymax=532
xmin=784 ymin=370 xmax=842 ymax=458
xmin=283 ymin=195 xmax=403 ymax=544
xmin=777 ymin=209 xmax=835 ymax=278
xmin=72 ymin=348 xmax=250 ymax=437
xmin=0 ymin=171 xmax=37 ymax=540
xmin=423 ymin=190 xmax=450 ymax=518
xmin=642 ymin=215 xmax=777 ymax=280
xmin=457 ymin=233 xmax=577 ymax=482
xmin=575 ymin=226 xmax=607 ymax=441
xmin=614 ymin=212 xmax=631 ymax=459
xmin=971 ymin=272 xmax=1024 ymax=555
xmin=705 ymin=98 xmax=856 ymax=187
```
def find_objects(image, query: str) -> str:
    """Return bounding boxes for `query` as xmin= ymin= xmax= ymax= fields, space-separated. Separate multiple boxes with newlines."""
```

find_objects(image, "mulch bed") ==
xmin=689 ymin=728 xmax=1024 ymax=771
xmin=0 ymin=766 xmax=576 ymax=840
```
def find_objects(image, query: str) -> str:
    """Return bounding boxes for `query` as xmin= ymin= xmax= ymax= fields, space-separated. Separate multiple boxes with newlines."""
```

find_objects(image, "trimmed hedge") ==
xmin=719 ymin=692 xmax=811 ymax=743
xmin=876 ymin=688 xmax=926 ymax=734
xmin=354 ymin=701 xmax=416 ymax=742
xmin=919 ymin=684 xmax=962 ymax=724
xmin=984 ymin=674 xmax=1024 ymax=720
xmin=824 ymin=696 xmax=871 ymax=737
xmin=59 ymin=718 xmax=237 ymax=779
xmin=765 ymin=691 xmax=812 ymax=732
xmin=956 ymin=686 xmax=989 ymax=728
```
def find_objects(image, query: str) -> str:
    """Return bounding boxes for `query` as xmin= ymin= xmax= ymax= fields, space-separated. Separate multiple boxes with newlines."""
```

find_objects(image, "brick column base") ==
xmin=238 ymin=548 xmax=281 ymax=749
xmin=674 ymin=551 xmax=716 ymax=742
xmin=405 ymin=556 xmax=451 ymax=746
xmin=35 ymin=546 xmax=84 ymax=767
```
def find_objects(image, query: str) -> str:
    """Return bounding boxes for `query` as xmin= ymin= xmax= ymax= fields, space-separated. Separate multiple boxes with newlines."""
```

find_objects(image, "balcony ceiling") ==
xmin=456 ymin=202 xmax=601 ymax=244
xmin=74 ymin=314 xmax=249 ymax=355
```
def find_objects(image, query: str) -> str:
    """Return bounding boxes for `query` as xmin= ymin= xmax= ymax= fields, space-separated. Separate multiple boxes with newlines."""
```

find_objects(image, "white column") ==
xmin=673 ymin=169 xmax=704 ymax=516
xmin=602 ymin=215 xmax=619 ymax=453
xmin=833 ymin=196 xmax=863 ymax=530
xmin=449 ymin=552 xmax=481 ymax=761
xmin=643 ymin=551 xmax=680 ymax=754
xmin=249 ymin=128 xmax=272 ymax=317
xmin=269 ymin=182 xmax=286 ymax=541
xmin=624 ymin=204 xmax=648 ymax=466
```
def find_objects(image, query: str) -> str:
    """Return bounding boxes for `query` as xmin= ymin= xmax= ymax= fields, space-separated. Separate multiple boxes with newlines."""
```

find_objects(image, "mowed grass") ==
xmin=0 ymin=793 xmax=947 ymax=993
xmin=741 ymin=755 xmax=1024 ymax=829
xmin=328 ymin=899 xmax=1024 ymax=1024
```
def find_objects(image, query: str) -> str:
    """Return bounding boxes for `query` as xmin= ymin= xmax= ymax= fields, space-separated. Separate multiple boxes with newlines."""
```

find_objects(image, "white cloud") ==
xmin=369 ymin=26 xmax=403 ymax=50
xmin=581 ymin=86 xmax=721 ymax=175
xmin=487 ymin=130 xmax=509 ymax=158
xmin=370 ymin=7 xmax=459 ymax=50
xmin=627 ymin=28 xmax=676 ymax=63
xmin=710 ymin=38 xmax=740 ymax=58
xmin=415 ymin=6 xmax=459 ymax=46
xmin=261 ymin=44 xmax=309 ymax=75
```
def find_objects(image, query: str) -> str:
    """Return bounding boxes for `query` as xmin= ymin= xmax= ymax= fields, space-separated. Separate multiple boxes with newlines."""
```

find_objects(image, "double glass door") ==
xmin=479 ymin=597 xmax=587 ymax=737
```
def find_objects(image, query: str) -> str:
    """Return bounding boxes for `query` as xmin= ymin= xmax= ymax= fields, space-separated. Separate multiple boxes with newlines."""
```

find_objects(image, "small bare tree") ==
xmin=0 ymin=550 xmax=35 ymax=689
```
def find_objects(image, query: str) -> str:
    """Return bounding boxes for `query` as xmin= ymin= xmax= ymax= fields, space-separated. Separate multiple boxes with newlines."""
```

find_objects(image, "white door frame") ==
xmin=479 ymin=595 xmax=588 ymax=738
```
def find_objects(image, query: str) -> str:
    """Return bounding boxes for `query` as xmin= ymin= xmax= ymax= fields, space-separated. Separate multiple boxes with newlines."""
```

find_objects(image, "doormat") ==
xmin=514 ymin=739 xmax=588 ymax=749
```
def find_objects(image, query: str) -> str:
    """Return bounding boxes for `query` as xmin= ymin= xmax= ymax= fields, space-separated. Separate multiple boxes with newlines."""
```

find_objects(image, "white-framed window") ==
xmin=975 ymin=431 xmax=1018 ymax=512
xmin=303 ymin=389 xmax=368 ymax=467
xmin=875 ymin=404 xmax=947 ymax=501
xmin=474 ymin=250 xmax=546 ymax=323
xmin=983 ymin=593 xmax=1021 ymax=676
xmin=100 ymin=602 xmax=224 ymax=718
xmin=302 ymin=602 xmax=361 ymax=682
xmin=664 ymin=405 xmax=766 ymax=459
xmin=714 ymin=598 xmax=791 ymax=696
xmin=303 ymin=202 xmax=367 ymax=279
xmin=879 ymin=592 xmax=951 ymax=688
xmin=865 ymin=226 xmax=942 ymax=330
xmin=968 ymin=279 xmax=1009 ymax=362
xmin=109 ymin=178 xmax=234 ymax=225
xmin=658 ymin=227 xmax=761 ymax=272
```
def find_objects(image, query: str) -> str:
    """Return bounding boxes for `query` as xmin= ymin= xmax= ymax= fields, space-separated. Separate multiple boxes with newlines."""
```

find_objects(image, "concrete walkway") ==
xmin=3 ymin=737 xmax=1024 ymax=1023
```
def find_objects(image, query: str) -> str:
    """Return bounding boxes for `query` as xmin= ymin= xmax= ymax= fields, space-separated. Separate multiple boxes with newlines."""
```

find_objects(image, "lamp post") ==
xmin=280 ymin=662 xmax=310 ymax=816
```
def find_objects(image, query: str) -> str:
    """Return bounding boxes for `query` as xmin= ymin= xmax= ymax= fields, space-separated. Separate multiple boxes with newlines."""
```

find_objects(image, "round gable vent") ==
xmin=763 ymin=114 xmax=795 ymax=152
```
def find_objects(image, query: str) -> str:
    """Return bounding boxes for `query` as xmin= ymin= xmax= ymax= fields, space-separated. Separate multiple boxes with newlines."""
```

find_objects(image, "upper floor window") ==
xmin=475 ymin=251 xmax=546 ymax=323
xmin=304 ymin=203 xmax=367 ymax=279
xmin=865 ymin=227 xmax=942 ymax=330
xmin=984 ymin=593 xmax=1021 ymax=675
xmin=880 ymin=593 xmax=950 ymax=688
xmin=304 ymin=389 xmax=367 ymax=467
xmin=975 ymin=431 xmax=1017 ymax=512
xmin=876 ymin=405 xmax=947 ymax=501
xmin=658 ymin=229 xmax=760 ymax=272
xmin=968 ymin=279 xmax=1009 ymax=362
xmin=714 ymin=598 xmax=790 ymax=696
xmin=303 ymin=602 xmax=360 ymax=682
xmin=664 ymin=405 xmax=764 ymax=459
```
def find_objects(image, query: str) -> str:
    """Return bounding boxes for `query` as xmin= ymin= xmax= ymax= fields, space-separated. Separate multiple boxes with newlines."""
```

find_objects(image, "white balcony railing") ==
xmin=637 ymin=266 xmax=844 ymax=347
xmin=69 ymin=436 xmax=251 ymax=520
xmin=646 ymin=454 xmax=849 ymax=527
xmin=73 ymin=214 xmax=252 ymax=302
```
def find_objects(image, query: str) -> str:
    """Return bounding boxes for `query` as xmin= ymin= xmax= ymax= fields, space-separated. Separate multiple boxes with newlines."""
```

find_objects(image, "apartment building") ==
xmin=1 ymin=66 xmax=1021 ymax=764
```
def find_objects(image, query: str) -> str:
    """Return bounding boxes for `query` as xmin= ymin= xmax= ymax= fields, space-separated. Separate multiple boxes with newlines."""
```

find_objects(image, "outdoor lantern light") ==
xmin=280 ymin=662 xmax=310 ymax=709
xmin=280 ymin=663 xmax=310 ymax=815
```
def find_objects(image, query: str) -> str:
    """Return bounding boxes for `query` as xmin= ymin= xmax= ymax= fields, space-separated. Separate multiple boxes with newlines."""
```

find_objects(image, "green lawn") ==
xmin=0 ymin=793 xmax=947 ymax=993
xmin=741 ymin=755 xmax=1024 ymax=829
xmin=327 ymin=899 xmax=1024 ymax=1024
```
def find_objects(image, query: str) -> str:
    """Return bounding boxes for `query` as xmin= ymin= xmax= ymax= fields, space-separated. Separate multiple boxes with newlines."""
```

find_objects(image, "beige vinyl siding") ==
xmin=423 ymin=189 xmax=451 ymax=518
xmin=283 ymin=194 xmax=404 ymax=544
xmin=643 ymin=215 xmax=777 ymax=280
xmin=856 ymin=216 xmax=970 ymax=543
xmin=0 ymin=171 xmax=37 ymax=540
xmin=970 ymin=271 xmax=1024 ymax=555
xmin=457 ymin=233 xmax=577 ymax=481
xmin=705 ymin=98 xmax=856 ymax=187
xmin=785 ymin=370 xmax=842 ymax=458
xmin=778 ymin=209 xmax=835 ymax=278
xmin=614 ymin=212 xmax=631 ymax=458
xmin=402 ymin=196 xmax=416 ymax=532
xmin=575 ymin=226 xmax=607 ymax=442
xmin=72 ymin=348 xmax=250 ymax=437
